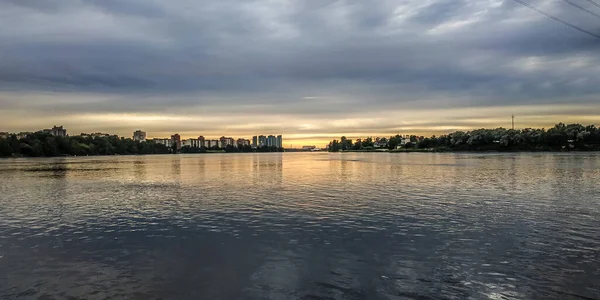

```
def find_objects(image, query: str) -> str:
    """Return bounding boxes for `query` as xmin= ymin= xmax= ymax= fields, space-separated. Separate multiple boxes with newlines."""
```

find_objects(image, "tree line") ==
xmin=0 ymin=132 xmax=283 ymax=157
xmin=0 ymin=132 xmax=171 ymax=157
xmin=328 ymin=123 xmax=600 ymax=152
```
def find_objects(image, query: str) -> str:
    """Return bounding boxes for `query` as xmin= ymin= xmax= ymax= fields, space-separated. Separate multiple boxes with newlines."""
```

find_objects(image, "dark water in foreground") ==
xmin=0 ymin=153 xmax=599 ymax=300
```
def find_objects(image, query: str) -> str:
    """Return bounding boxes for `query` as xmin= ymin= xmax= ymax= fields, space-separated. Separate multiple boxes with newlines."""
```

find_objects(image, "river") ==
xmin=0 ymin=153 xmax=598 ymax=299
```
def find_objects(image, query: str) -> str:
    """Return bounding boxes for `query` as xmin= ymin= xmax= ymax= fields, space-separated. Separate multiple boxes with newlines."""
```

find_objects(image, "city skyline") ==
xmin=1 ymin=126 xmax=289 ymax=149
xmin=1 ymin=1 xmax=599 ymax=147
xmin=2 ymin=113 xmax=598 ymax=148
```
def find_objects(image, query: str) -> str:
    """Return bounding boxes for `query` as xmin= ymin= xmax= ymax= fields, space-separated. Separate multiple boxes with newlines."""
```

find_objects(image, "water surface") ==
xmin=0 ymin=153 xmax=599 ymax=299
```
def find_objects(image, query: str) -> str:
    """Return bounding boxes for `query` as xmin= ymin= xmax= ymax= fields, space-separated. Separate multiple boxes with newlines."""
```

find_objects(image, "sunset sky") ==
xmin=1 ymin=0 xmax=599 ymax=147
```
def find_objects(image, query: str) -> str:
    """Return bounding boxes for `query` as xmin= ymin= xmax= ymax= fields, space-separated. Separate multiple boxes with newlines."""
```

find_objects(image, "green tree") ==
xmin=328 ymin=140 xmax=341 ymax=152
xmin=340 ymin=136 xmax=353 ymax=150
xmin=0 ymin=138 xmax=13 ymax=157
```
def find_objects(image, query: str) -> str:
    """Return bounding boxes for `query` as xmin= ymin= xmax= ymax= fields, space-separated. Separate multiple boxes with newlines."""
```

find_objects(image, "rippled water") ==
xmin=0 ymin=153 xmax=599 ymax=300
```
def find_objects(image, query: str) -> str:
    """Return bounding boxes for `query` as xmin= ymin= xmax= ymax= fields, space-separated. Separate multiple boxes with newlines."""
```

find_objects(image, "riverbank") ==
xmin=389 ymin=148 xmax=440 ymax=153
xmin=328 ymin=148 xmax=599 ymax=153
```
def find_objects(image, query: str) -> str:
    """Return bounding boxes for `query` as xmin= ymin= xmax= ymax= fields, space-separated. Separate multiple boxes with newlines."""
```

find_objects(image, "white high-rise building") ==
xmin=267 ymin=135 xmax=276 ymax=147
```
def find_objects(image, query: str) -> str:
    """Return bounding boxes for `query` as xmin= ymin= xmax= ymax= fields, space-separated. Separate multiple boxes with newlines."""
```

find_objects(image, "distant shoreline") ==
xmin=3 ymin=150 xmax=600 ymax=159
xmin=327 ymin=123 xmax=600 ymax=153
xmin=334 ymin=148 xmax=600 ymax=153
xmin=0 ymin=151 xmax=316 ymax=159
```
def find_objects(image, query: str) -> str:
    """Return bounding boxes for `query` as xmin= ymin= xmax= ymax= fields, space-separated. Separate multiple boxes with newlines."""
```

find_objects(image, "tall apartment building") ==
xmin=276 ymin=135 xmax=283 ymax=148
xmin=52 ymin=126 xmax=67 ymax=137
xmin=252 ymin=136 xmax=258 ymax=148
xmin=267 ymin=135 xmax=276 ymax=147
xmin=182 ymin=138 xmax=201 ymax=148
xmin=43 ymin=126 xmax=66 ymax=137
xmin=205 ymin=139 xmax=219 ymax=148
xmin=198 ymin=136 xmax=206 ymax=148
xmin=237 ymin=138 xmax=250 ymax=147
xmin=220 ymin=136 xmax=234 ymax=148
xmin=171 ymin=134 xmax=181 ymax=151
xmin=258 ymin=135 xmax=266 ymax=147
xmin=133 ymin=130 xmax=146 ymax=142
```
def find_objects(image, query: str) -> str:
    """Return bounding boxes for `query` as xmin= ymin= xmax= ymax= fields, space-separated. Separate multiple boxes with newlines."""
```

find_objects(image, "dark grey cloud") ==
xmin=0 ymin=0 xmax=599 ymax=140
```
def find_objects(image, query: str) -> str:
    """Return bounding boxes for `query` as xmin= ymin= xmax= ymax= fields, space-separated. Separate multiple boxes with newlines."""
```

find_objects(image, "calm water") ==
xmin=0 ymin=153 xmax=599 ymax=300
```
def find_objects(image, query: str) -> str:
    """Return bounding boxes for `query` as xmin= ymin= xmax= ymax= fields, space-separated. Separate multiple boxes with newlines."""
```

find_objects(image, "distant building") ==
xmin=237 ymin=138 xmax=250 ymax=147
xmin=253 ymin=134 xmax=283 ymax=148
xmin=258 ymin=135 xmax=266 ymax=147
xmin=133 ymin=130 xmax=146 ymax=142
xmin=171 ymin=134 xmax=181 ymax=151
xmin=374 ymin=137 xmax=388 ymax=148
xmin=198 ymin=136 xmax=206 ymax=148
xmin=267 ymin=135 xmax=276 ymax=147
xmin=17 ymin=132 xmax=33 ymax=139
xmin=153 ymin=138 xmax=171 ymax=148
xmin=0 ymin=132 xmax=8 ymax=139
xmin=189 ymin=138 xmax=202 ymax=148
xmin=302 ymin=145 xmax=316 ymax=151
xmin=220 ymin=136 xmax=234 ymax=148
xmin=94 ymin=133 xmax=111 ymax=137
xmin=81 ymin=132 xmax=112 ymax=138
xmin=50 ymin=126 xmax=67 ymax=137
xmin=182 ymin=139 xmax=201 ymax=148
xmin=207 ymin=139 xmax=219 ymax=148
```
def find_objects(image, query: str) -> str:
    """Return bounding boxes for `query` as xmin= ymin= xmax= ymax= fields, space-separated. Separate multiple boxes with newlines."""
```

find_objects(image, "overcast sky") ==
xmin=1 ymin=0 xmax=599 ymax=146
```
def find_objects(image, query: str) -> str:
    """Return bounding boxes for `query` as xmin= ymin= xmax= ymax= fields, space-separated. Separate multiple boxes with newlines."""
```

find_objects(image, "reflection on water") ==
xmin=0 ymin=153 xmax=599 ymax=299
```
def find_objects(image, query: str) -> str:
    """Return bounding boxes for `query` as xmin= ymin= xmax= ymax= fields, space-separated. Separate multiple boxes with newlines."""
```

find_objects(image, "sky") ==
xmin=1 ymin=0 xmax=599 ymax=147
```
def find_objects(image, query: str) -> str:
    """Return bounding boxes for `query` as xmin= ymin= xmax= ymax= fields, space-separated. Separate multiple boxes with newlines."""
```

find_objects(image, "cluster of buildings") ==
xmin=1 ymin=126 xmax=126 ymax=140
xmin=1 ymin=126 xmax=67 ymax=140
xmin=80 ymin=132 xmax=115 ymax=138
xmin=301 ymin=145 xmax=322 ymax=151
xmin=252 ymin=135 xmax=283 ymax=148
xmin=372 ymin=135 xmax=424 ymax=148
xmin=133 ymin=130 xmax=283 ymax=151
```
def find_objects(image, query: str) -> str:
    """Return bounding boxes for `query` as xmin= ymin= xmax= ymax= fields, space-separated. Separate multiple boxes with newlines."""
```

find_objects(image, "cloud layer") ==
xmin=1 ymin=0 xmax=599 ymax=145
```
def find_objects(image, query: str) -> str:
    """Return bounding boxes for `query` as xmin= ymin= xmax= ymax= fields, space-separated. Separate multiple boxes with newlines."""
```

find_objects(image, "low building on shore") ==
xmin=17 ymin=132 xmax=33 ymax=139
xmin=153 ymin=138 xmax=171 ymax=148
xmin=81 ymin=132 xmax=113 ymax=138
